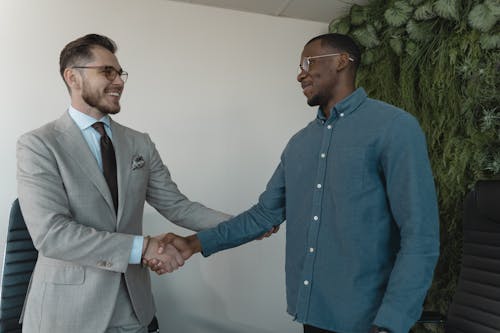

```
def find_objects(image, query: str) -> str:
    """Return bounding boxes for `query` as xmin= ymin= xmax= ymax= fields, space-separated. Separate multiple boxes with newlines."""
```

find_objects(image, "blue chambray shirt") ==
xmin=197 ymin=88 xmax=440 ymax=333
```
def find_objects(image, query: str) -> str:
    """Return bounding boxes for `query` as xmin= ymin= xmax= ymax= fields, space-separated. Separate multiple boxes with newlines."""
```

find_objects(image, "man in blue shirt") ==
xmin=152 ymin=33 xmax=440 ymax=333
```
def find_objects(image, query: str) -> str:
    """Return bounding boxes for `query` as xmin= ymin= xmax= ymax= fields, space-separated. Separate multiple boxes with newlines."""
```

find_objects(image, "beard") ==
xmin=81 ymin=80 xmax=121 ymax=115
xmin=307 ymin=91 xmax=328 ymax=108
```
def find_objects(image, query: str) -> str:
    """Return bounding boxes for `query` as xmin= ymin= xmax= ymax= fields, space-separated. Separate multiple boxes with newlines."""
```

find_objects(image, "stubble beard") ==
xmin=306 ymin=93 xmax=322 ymax=108
xmin=81 ymin=81 xmax=121 ymax=115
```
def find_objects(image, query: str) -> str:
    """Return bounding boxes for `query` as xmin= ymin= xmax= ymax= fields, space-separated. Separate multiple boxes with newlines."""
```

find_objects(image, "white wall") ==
xmin=0 ymin=0 xmax=326 ymax=332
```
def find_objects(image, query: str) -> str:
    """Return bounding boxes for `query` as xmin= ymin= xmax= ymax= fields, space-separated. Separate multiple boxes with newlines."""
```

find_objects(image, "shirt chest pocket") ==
xmin=328 ymin=146 xmax=367 ymax=198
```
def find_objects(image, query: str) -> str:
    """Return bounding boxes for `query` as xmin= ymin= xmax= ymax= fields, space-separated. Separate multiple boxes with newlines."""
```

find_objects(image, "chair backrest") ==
xmin=0 ymin=199 xmax=38 ymax=333
xmin=445 ymin=180 xmax=500 ymax=333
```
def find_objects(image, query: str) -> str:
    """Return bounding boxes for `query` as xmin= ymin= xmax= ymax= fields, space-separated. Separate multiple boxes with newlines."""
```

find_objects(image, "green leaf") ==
xmin=433 ymin=0 xmax=459 ymax=21
xmin=329 ymin=17 xmax=350 ymax=34
xmin=405 ymin=40 xmax=419 ymax=56
xmin=468 ymin=3 xmax=498 ymax=32
xmin=360 ymin=48 xmax=383 ymax=65
xmin=352 ymin=24 xmax=381 ymax=48
xmin=485 ymin=0 xmax=500 ymax=17
xmin=385 ymin=1 xmax=414 ymax=27
xmin=372 ymin=20 xmax=384 ymax=31
xmin=480 ymin=32 xmax=500 ymax=49
xmin=350 ymin=5 xmax=368 ymax=26
xmin=480 ymin=107 xmax=499 ymax=131
xmin=390 ymin=37 xmax=404 ymax=55
xmin=414 ymin=2 xmax=437 ymax=20
xmin=406 ymin=19 xmax=434 ymax=41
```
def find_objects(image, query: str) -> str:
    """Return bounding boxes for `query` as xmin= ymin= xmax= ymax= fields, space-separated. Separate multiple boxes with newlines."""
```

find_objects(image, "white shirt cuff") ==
xmin=129 ymin=236 xmax=144 ymax=264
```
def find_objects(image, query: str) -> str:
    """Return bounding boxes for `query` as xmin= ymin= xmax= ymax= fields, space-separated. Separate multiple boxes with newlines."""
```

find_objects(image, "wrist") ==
xmin=186 ymin=234 xmax=202 ymax=254
xmin=141 ymin=236 xmax=151 ymax=265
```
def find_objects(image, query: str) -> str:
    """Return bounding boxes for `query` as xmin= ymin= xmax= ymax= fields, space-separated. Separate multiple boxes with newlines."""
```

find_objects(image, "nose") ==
xmin=297 ymin=68 xmax=306 ymax=82
xmin=113 ymin=74 xmax=125 ymax=85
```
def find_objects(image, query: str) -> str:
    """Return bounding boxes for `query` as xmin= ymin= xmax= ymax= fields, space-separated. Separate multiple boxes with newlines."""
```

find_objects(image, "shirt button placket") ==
xmin=299 ymin=119 xmax=332 ymax=320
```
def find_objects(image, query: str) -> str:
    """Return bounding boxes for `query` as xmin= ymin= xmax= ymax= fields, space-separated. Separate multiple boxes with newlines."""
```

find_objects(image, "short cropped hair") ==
xmin=306 ymin=33 xmax=361 ymax=70
xmin=59 ymin=34 xmax=117 ymax=80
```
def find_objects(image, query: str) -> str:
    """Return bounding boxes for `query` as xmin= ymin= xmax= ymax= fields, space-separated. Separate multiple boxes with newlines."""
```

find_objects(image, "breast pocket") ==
xmin=329 ymin=147 xmax=367 ymax=198
xmin=42 ymin=262 xmax=85 ymax=285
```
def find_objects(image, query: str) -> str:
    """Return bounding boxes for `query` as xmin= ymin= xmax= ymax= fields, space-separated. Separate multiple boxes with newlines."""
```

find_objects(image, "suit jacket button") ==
xmin=106 ymin=262 xmax=112 ymax=268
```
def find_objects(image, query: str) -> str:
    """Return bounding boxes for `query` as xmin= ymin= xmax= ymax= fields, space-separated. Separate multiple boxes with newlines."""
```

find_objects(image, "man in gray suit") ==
xmin=16 ymin=34 xmax=231 ymax=332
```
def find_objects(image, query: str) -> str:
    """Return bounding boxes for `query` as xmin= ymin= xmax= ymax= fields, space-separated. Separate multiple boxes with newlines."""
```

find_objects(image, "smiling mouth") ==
xmin=302 ymin=84 xmax=313 ymax=95
xmin=106 ymin=91 xmax=122 ymax=99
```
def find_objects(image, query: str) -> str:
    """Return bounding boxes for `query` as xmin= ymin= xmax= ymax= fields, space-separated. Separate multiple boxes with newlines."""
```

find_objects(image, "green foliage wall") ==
xmin=330 ymin=0 xmax=499 ymax=331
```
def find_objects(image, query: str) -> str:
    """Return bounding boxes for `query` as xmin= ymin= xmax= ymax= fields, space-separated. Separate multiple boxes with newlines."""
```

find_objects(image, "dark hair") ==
xmin=59 ymin=34 xmax=117 ymax=80
xmin=306 ymin=33 xmax=361 ymax=70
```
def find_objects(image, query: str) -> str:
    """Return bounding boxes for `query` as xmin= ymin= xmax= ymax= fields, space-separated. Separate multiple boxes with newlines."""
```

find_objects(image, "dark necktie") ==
xmin=92 ymin=122 xmax=118 ymax=213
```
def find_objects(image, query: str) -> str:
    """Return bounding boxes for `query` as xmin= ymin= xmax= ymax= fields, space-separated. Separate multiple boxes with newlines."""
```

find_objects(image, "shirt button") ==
xmin=309 ymin=248 xmax=315 ymax=253
xmin=316 ymin=184 xmax=322 ymax=189
xmin=340 ymin=113 xmax=344 ymax=117
xmin=304 ymin=280 xmax=310 ymax=286
xmin=320 ymin=153 xmax=326 ymax=158
xmin=327 ymin=125 xmax=332 ymax=129
xmin=313 ymin=216 xmax=319 ymax=221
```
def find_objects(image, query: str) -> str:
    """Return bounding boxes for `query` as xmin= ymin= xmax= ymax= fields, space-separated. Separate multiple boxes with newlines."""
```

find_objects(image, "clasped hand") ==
xmin=141 ymin=233 xmax=194 ymax=275
xmin=142 ymin=226 xmax=280 ymax=275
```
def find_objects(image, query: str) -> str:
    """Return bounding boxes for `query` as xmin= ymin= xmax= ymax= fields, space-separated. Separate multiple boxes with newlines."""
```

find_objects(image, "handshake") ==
xmin=141 ymin=227 xmax=279 ymax=275
xmin=140 ymin=233 xmax=198 ymax=275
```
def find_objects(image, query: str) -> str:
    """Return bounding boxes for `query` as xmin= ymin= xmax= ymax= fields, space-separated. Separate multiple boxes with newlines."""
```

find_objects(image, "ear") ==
xmin=63 ymin=68 xmax=81 ymax=91
xmin=335 ymin=53 xmax=352 ymax=72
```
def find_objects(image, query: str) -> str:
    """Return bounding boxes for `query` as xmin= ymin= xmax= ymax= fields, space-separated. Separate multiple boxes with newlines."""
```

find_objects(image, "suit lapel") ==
xmin=54 ymin=113 xmax=116 ymax=217
xmin=110 ymin=120 xmax=131 ymax=224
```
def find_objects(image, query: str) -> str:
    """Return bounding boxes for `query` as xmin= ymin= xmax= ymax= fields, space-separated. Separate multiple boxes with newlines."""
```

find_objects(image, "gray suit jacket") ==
xmin=16 ymin=112 xmax=230 ymax=332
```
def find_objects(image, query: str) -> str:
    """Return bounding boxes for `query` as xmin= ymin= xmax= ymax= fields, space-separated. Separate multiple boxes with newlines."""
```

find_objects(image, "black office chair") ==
xmin=0 ymin=199 xmax=160 ymax=332
xmin=0 ymin=199 xmax=37 ymax=333
xmin=418 ymin=180 xmax=500 ymax=332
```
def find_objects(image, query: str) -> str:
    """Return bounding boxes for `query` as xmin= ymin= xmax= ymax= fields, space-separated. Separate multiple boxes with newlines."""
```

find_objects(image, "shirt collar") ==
xmin=316 ymin=87 xmax=367 ymax=122
xmin=68 ymin=105 xmax=111 ymax=131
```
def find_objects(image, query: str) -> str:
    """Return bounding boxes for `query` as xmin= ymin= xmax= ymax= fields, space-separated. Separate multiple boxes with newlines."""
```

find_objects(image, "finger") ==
xmin=147 ymin=258 xmax=159 ymax=268
xmin=257 ymin=231 xmax=271 ymax=240
xmin=164 ymin=262 xmax=173 ymax=273
xmin=150 ymin=261 xmax=163 ymax=272
xmin=167 ymin=257 xmax=179 ymax=271
xmin=157 ymin=233 xmax=176 ymax=254
xmin=158 ymin=260 xmax=173 ymax=273
xmin=175 ymin=251 xmax=185 ymax=267
xmin=165 ymin=244 xmax=185 ymax=267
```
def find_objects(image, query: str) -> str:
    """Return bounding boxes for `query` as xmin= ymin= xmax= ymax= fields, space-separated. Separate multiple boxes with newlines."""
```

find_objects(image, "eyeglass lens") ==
xmin=103 ymin=67 xmax=128 ymax=82
xmin=298 ymin=58 xmax=309 ymax=74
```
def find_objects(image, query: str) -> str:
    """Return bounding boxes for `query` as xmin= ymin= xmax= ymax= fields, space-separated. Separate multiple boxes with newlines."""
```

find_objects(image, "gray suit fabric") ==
xmin=16 ymin=112 xmax=230 ymax=332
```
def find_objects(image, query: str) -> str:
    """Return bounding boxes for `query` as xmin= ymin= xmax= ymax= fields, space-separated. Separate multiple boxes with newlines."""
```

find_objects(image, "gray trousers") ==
xmin=105 ymin=277 xmax=147 ymax=333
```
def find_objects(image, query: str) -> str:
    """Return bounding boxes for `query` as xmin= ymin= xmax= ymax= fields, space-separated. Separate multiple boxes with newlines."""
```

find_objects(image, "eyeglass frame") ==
xmin=299 ymin=53 xmax=354 ymax=74
xmin=71 ymin=65 xmax=128 ymax=82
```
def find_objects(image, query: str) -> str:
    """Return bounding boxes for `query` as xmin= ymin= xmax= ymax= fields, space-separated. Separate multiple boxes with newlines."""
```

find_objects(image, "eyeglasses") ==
xmin=298 ymin=53 xmax=354 ymax=74
xmin=72 ymin=66 xmax=128 ymax=82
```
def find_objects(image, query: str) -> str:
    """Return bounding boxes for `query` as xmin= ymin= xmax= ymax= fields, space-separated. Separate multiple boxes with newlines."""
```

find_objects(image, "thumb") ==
xmin=157 ymin=233 xmax=177 ymax=254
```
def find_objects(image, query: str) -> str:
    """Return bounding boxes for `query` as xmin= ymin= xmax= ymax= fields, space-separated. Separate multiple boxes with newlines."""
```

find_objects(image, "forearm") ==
xmin=197 ymin=203 xmax=283 ymax=256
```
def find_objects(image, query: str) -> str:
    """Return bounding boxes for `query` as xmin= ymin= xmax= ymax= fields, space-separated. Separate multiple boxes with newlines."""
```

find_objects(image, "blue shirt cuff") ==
xmin=129 ymin=236 xmax=144 ymax=264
